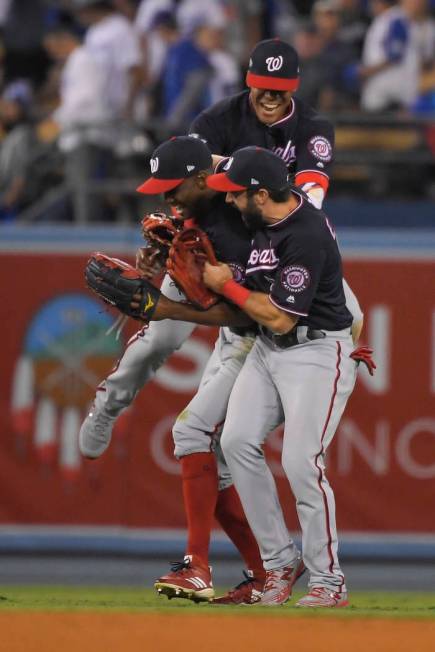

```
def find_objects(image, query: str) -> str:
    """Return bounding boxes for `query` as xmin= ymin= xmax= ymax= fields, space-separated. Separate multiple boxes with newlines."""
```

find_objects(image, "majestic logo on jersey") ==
xmin=273 ymin=140 xmax=296 ymax=165
xmin=223 ymin=157 xmax=233 ymax=170
xmin=247 ymin=248 xmax=279 ymax=270
xmin=150 ymin=157 xmax=159 ymax=173
xmin=308 ymin=136 xmax=332 ymax=163
xmin=281 ymin=265 xmax=310 ymax=293
xmin=266 ymin=55 xmax=283 ymax=72
xmin=228 ymin=262 xmax=246 ymax=284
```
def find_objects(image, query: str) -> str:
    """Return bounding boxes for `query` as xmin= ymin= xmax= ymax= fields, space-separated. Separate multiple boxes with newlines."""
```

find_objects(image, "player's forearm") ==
xmin=153 ymin=295 xmax=254 ymax=327
xmin=220 ymin=282 xmax=297 ymax=334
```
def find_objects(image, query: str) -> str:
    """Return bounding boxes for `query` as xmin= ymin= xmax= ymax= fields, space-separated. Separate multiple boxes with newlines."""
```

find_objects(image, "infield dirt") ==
xmin=3 ymin=612 xmax=435 ymax=652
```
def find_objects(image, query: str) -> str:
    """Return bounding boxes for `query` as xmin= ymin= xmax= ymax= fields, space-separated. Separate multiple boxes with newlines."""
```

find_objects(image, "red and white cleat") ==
xmin=296 ymin=587 xmax=349 ymax=608
xmin=258 ymin=557 xmax=306 ymax=606
xmin=154 ymin=556 xmax=214 ymax=602
xmin=212 ymin=570 xmax=264 ymax=605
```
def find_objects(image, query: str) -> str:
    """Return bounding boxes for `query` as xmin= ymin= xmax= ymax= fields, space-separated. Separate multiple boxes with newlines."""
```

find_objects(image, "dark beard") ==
xmin=187 ymin=195 xmax=214 ymax=220
xmin=242 ymin=197 xmax=264 ymax=232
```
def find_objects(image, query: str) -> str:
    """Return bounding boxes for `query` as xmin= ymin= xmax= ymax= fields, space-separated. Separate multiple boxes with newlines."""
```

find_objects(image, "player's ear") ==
xmin=195 ymin=172 xmax=208 ymax=189
xmin=256 ymin=189 xmax=269 ymax=205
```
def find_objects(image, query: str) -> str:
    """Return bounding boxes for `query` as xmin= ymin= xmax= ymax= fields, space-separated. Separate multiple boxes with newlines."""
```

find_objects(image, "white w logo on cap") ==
xmin=266 ymin=56 xmax=283 ymax=72
xmin=150 ymin=157 xmax=159 ymax=173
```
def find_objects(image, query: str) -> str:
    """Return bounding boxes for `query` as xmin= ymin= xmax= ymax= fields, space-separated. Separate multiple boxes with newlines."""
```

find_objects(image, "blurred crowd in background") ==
xmin=0 ymin=0 xmax=434 ymax=223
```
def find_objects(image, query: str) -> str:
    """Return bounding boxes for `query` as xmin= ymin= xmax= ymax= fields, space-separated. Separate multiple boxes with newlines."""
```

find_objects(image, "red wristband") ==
xmin=221 ymin=280 xmax=250 ymax=307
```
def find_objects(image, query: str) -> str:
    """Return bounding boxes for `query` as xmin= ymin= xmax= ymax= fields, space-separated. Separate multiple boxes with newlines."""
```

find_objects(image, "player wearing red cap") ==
xmin=190 ymin=38 xmax=334 ymax=213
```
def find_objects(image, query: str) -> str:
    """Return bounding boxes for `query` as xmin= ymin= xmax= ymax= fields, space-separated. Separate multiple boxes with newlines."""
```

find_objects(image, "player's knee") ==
xmin=221 ymin=429 xmax=253 ymax=461
xmin=281 ymin=453 xmax=313 ymax=489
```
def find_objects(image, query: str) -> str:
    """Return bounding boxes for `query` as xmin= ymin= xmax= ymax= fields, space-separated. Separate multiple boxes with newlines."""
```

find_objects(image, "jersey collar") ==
xmin=266 ymin=190 xmax=304 ymax=229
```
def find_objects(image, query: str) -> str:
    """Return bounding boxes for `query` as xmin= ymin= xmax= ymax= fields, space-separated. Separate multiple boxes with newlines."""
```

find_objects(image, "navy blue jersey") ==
xmin=194 ymin=194 xmax=251 ymax=283
xmin=190 ymin=91 xmax=334 ymax=192
xmin=244 ymin=192 xmax=352 ymax=331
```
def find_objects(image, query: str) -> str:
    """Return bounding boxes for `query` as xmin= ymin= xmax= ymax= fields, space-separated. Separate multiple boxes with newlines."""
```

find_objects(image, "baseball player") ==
xmin=190 ymin=38 xmax=332 ymax=211
xmin=81 ymin=135 xmax=269 ymax=604
xmin=189 ymin=38 xmax=362 ymax=335
xmin=201 ymin=146 xmax=358 ymax=607
xmin=79 ymin=40 xmax=363 ymax=602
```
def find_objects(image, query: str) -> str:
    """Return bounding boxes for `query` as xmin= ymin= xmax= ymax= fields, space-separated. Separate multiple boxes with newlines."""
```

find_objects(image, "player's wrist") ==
xmin=221 ymin=280 xmax=250 ymax=308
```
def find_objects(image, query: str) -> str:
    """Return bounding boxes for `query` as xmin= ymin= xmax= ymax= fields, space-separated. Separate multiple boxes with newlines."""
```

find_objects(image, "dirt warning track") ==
xmin=3 ymin=612 xmax=435 ymax=652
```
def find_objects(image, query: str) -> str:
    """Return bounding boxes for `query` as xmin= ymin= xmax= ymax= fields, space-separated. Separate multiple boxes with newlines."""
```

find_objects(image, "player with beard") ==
xmin=79 ymin=39 xmax=364 ymax=604
xmin=201 ymin=146 xmax=359 ymax=607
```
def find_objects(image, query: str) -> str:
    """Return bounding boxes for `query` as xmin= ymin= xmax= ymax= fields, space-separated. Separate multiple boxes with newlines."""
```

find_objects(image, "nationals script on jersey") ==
xmin=244 ymin=191 xmax=353 ymax=331
xmin=190 ymin=92 xmax=334 ymax=192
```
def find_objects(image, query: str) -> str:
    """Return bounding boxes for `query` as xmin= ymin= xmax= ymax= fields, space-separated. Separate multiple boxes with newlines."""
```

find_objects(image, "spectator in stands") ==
xmin=293 ymin=23 xmax=326 ymax=107
xmin=175 ymin=0 xmax=227 ymax=38
xmin=73 ymin=0 xmax=143 ymax=121
xmin=359 ymin=0 xmax=420 ymax=111
xmin=311 ymin=0 xmax=357 ymax=110
xmin=134 ymin=1 xmax=175 ymax=85
xmin=0 ymin=0 xmax=51 ymax=89
xmin=43 ymin=21 xmax=113 ymax=222
xmin=135 ymin=9 xmax=178 ymax=98
xmin=401 ymin=0 xmax=435 ymax=113
xmin=161 ymin=19 xmax=225 ymax=132
xmin=336 ymin=0 xmax=369 ymax=55
xmin=0 ymin=80 xmax=37 ymax=220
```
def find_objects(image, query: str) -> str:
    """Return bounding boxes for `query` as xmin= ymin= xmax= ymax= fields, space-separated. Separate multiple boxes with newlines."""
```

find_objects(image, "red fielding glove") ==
xmin=350 ymin=346 xmax=376 ymax=376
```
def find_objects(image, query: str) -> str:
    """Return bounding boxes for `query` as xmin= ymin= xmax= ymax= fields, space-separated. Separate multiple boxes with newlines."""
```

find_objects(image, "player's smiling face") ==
xmin=250 ymin=88 xmax=292 ymax=125
xmin=164 ymin=176 xmax=211 ymax=220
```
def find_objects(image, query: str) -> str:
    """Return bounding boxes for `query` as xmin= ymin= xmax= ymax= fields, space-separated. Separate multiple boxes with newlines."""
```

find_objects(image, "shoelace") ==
xmin=309 ymin=587 xmax=339 ymax=600
xmin=263 ymin=570 xmax=280 ymax=592
xmin=228 ymin=571 xmax=257 ymax=596
xmin=169 ymin=560 xmax=190 ymax=574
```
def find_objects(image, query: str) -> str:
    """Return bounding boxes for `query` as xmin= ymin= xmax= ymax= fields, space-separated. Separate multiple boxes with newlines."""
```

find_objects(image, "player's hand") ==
xmin=135 ymin=247 xmax=162 ymax=279
xmin=203 ymin=261 xmax=233 ymax=293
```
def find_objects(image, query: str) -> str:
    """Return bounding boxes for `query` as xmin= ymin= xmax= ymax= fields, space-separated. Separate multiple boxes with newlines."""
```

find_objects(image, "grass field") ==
xmin=2 ymin=587 xmax=435 ymax=652
xmin=1 ymin=586 xmax=434 ymax=617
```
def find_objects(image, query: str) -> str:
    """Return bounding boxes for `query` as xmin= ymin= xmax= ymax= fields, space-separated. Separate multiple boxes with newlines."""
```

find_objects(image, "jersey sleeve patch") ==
xmin=308 ymin=135 xmax=333 ymax=163
xmin=281 ymin=265 xmax=311 ymax=293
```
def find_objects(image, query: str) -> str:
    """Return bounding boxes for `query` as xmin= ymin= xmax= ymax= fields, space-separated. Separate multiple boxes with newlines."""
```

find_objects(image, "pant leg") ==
xmin=220 ymin=340 xmax=298 ymax=570
xmin=173 ymin=328 xmax=255 ymax=467
xmin=270 ymin=333 xmax=357 ymax=591
xmin=64 ymin=144 xmax=110 ymax=223
xmin=95 ymin=274 xmax=195 ymax=414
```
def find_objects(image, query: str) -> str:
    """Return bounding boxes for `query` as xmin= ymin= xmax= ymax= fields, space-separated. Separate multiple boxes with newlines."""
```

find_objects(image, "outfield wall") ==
xmin=0 ymin=225 xmax=434 ymax=559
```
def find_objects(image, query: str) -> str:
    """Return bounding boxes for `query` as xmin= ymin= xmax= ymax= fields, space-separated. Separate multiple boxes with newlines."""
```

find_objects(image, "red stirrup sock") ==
xmin=181 ymin=452 xmax=218 ymax=570
xmin=215 ymin=484 xmax=266 ymax=582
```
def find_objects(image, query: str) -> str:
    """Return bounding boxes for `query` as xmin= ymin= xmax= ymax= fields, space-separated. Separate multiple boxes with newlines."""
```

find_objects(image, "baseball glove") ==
xmin=140 ymin=212 xmax=183 ymax=271
xmin=167 ymin=227 xmax=219 ymax=309
xmin=85 ymin=252 xmax=161 ymax=321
